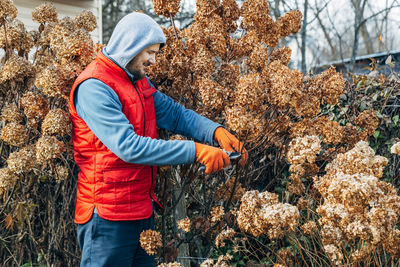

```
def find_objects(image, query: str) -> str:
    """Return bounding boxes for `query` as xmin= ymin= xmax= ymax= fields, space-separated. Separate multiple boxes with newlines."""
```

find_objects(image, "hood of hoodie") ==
xmin=104 ymin=12 xmax=166 ymax=69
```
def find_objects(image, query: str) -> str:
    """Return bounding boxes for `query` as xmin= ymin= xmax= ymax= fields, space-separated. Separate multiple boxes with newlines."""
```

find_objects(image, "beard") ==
xmin=129 ymin=68 xmax=145 ymax=81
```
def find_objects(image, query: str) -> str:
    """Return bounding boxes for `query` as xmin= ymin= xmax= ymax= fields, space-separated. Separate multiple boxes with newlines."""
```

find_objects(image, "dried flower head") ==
xmin=287 ymin=135 xmax=321 ymax=165
xmin=301 ymin=221 xmax=318 ymax=235
xmin=7 ymin=144 xmax=36 ymax=174
xmin=0 ymin=19 xmax=34 ymax=52
xmin=32 ymin=3 xmax=58 ymax=24
xmin=247 ymin=43 xmax=268 ymax=72
xmin=35 ymin=136 xmax=65 ymax=164
xmin=54 ymin=165 xmax=69 ymax=182
xmin=74 ymin=10 xmax=97 ymax=32
xmin=177 ymin=217 xmax=191 ymax=232
xmin=276 ymin=10 xmax=303 ymax=37
xmin=390 ymin=142 xmax=400 ymax=155
xmin=0 ymin=122 xmax=28 ymax=147
xmin=35 ymin=65 xmax=68 ymax=97
xmin=42 ymin=109 xmax=71 ymax=136
xmin=1 ymin=103 xmax=23 ymax=123
xmin=21 ymin=91 xmax=49 ymax=129
xmin=210 ymin=206 xmax=225 ymax=223
xmin=269 ymin=47 xmax=292 ymax=66
xmin=0 ymin=167 xmax=17 ymax=195
xmin=0 ymin=54 xmax=35 ymax=83
xmin=153 ymin=0 xmax=181 ymax=17
xmin=157 ymin=263 xmax=181 ymax=267
xmin=354 ymin=109 xmax=379 ymax=137
xmin=215 ymin=177 xmax=245 ymax=202
xmin=139 ymin=229 xmax=162 ymax=255
xmin=0 ymin=0 xmax=17 ymax=21
xmin=215 ymin=227 xmax=235 ymax=248
xmin=237 ymin=190 xmax=299 ymax=238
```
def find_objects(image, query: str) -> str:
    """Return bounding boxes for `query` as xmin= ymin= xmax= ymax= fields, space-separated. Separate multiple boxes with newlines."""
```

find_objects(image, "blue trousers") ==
xmin=77 ymin=212 xmax=155 ymax=267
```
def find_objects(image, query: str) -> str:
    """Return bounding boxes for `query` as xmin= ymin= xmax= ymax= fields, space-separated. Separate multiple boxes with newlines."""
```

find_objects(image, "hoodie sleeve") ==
xmin=74 ymin=78 xmax=196 ymax=166
xmin=153 ymin=90 xmax=221 ymax=145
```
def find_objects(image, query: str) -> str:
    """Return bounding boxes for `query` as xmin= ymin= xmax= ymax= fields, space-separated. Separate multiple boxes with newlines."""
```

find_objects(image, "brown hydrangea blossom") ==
xmin=0 ymin=0 xmax=17 ymax=21
xmin=177 ymin=217 xmax=191 ymax=232
xmin=276 ymin=10 xmax=303 ymax=37
xmin=32 ymin=3 xmax=58 ymax=24
xmin=247 ymin=43 xmax=268 ymax=72
xmin=74 ymin=10 xmax=97 ymax=32
xmin=195 ymin=77 xmax=224 ymax=110
xmin=263 ymin=61 xmax=303 ymax=108
xmin=237 ymin=190 xmax=299 ymax=239
xmin=0 ymin=54 xmax=35 ymax=83
xmin=42 ymin=109 xmax=71 ymax=136
xmin=390 ymin=142 xmax=400 ymax=155
xmin=314 ymin=141 xmax=400 ymax=263
xmin=35 ymin=136 xmax=65 ymax=164
xmin=210 ymin=206 xmax=225 ymax=223
xmin=215 ymin=227 xmax=235 ymax=248
xmin=301 ymin=221 xmax=318 ymax=235
xmin=139 ymin=229 xmax=162 ymax=255
xmin=0 ymin=167 xmax=17 ymax=196
xmin=0 ymin=103 xmax=23 ymax=123
xmin=354 ymin=109 xmax=379 ymax=137
xmin=0 ymin=19 xmax=34 ymax=52
xmin=157 ymin=263 xmax=181 ymax=267
xmin=314 ymin=116 xmax=344 ymax=145
xmin=21 ymin=91 xmax=49 ymax=129
xmin=269 ymin=47 xmax=292 ymax=66
xmin=153 ymin=0 xmax=181 ymax=17
xmin=7 ymin=145 xmax=36 ymax=174
xmin=287 ymin=135 xmax=321 ymax=165
xmin=234 ymin=73 xmax=265 ymax=111
xmin=54 ymin=165 xmax=69 ymax=182
xmin=35 ymin=64 xmax=70 ymax=97
xmin=222 ymin=0 xmax=240 ymax=31
xmin=0 ymin=122 xmax=28 ymax=147
xmin=241 ymin=0 xmax=269 ymax=32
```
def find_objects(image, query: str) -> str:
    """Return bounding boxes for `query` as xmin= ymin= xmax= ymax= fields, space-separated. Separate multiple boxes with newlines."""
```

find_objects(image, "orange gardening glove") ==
xmin=213 ymin=127 xmax=248 ymax=166
xmin=195 ymin=142 xmax=230 ymax=174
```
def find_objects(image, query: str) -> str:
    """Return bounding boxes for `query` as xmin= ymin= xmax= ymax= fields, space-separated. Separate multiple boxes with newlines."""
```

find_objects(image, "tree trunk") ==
xmin=301 ymin=0 xmax=308 ymax=73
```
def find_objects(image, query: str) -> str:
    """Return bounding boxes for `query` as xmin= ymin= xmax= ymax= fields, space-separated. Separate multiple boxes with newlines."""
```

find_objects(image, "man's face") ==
xmin=126 ymin=43 xmax=160 ymax=80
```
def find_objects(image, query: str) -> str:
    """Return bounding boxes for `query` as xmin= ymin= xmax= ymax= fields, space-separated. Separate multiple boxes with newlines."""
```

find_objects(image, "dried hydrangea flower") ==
xmin=7 ymin=144 xmax=36 ymax=174
xmin=210 ymin=206 xmax=224 ymax=223
xmin=276 ymin=10 xmax=303 ymax=37
xmin=301 ymin=221 xmax=318 ymax=235
xmin=54 ymin=165 xmax=69 ymax=182
xmin=139 ymin=229 xmax=162 ymax=255
xmin=0 ymin=122 xmax=28 ymax=147
xmin=237 ymin=190 xmax=299 ymax=239
xmin=263 ymin=61 xmax=303 ymax=108
xmin=74 ymin=10 xmax=97 ymax=32
xmin=42 ymin=109 xmax=71 ymax=136
xmin=0 ymin=167 xmax=17 ymax=196
xmin=35 ymin=65 xmax=68 ymax=97
xmin=390 ymin=142 xmax=400 ymax=155
xmin=0 ymin=54 xmax=35 ymax=83
xmin=195 ymin=77 xmax=224 ymax=110
xmin=153 ymin=0 xmax=181 ymax=17
xmin=177 ymin=217 xmax=191 ymax=232
xmin=287 ymin=135 xmax=321 ymax=165
xmin=247 ymin=43 xmax=268 ymax=72
xmin=157 ymin=262 xmax=181 ymax=267
xmin=0 ymin=19 xmax=34 ymax=52
xmin=21 ymin=91 xmax=49 ymax=129
xmin=234 ymin=73 xmax=265 ymax=111
xmin=269 ymin=47 xmax=292 ymax=66
xmin=32 ymin=3 xmax=58 ymax=24
xmin=35 ymin=136 xmax=65 ymax=164
xmin=0 ymin=103 xmax=24 ymax=123
xmin=354 ymin=109 xmax=379 ymax=137
xmin=0 ymin=0 xmax=17 ymax=21
xmin=215 ymin=227 xmax=235 ymax=248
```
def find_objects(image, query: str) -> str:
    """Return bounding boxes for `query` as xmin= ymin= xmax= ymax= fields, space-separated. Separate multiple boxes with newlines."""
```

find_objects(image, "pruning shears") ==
xmin=198 ymin=151 xmax=242 ymax=173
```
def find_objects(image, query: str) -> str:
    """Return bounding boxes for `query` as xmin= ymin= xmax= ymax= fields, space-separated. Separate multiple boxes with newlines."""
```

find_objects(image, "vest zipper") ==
xmin=132 ymin=82 xmax=154 ymax=203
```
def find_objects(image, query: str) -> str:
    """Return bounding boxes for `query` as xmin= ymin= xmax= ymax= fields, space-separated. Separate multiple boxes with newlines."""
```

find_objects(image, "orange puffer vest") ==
xmin=69 ymin=51 xmax=159 ymax=224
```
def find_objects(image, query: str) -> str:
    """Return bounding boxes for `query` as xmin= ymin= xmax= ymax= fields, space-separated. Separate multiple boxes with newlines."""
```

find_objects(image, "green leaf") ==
xmin=373 ymin=130 xmax=380 ymax=139
xmin=393 ymin=115 xmax=399 ymax=125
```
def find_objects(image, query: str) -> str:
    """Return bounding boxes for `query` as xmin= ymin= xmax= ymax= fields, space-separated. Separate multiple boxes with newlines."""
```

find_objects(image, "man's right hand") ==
xmin=195 ymin=143 xmax=230 ymax=174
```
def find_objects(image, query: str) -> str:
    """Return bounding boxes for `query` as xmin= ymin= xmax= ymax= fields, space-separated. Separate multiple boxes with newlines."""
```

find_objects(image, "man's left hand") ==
xmin=214 ymin=127 xmax=248 ymax=166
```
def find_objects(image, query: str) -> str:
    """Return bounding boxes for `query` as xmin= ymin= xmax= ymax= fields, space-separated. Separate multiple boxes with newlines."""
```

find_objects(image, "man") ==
xmin=68 ymin=12 xmax=247 ymax=267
